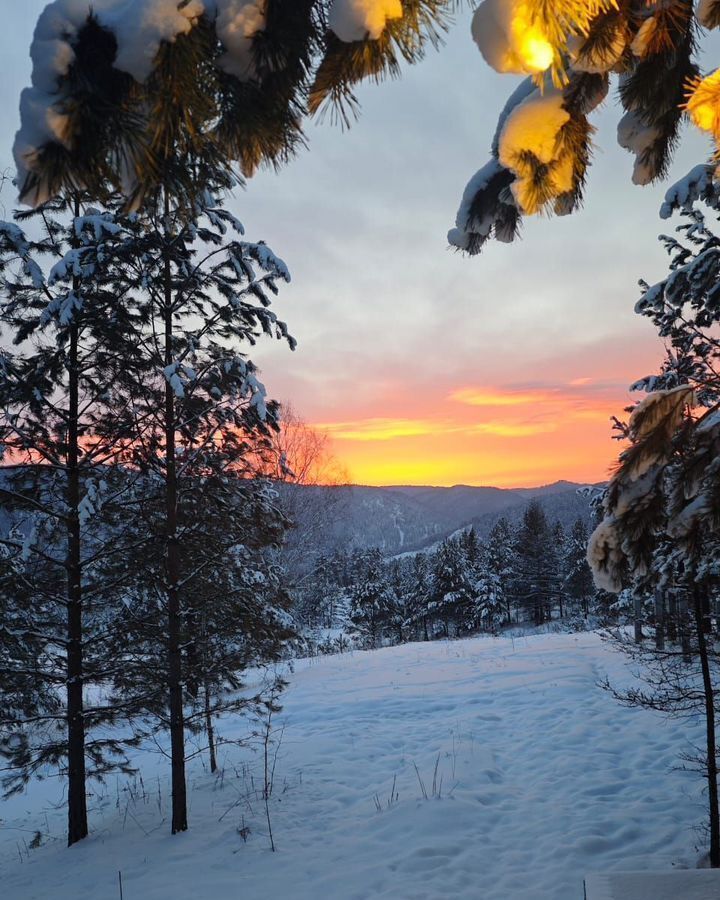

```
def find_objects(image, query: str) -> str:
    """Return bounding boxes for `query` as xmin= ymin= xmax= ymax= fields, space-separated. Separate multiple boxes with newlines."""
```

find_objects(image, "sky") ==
xmin=0 ymin=4 xmax=715 ymax=488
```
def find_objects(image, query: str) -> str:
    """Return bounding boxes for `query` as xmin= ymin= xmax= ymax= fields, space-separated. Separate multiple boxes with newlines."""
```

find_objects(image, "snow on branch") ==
xmin=14 ymin=0 xmax=268 ymax=203
xmin=329 ymin=0 xmax=403 ymax=42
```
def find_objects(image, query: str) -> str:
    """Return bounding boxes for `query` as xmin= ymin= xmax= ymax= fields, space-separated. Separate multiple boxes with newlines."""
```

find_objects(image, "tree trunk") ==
xmin=163 ymin=215 xmax=187 ymax=835
xmin=633 ymin=592 xmax=643 ymax=644
xmin=693 ymin=583 xmax=720 ymax=867
xmin=654 ymin=589 xmax=665 ymax=652
xmin=66 ymin=313 xmax=88 ymax=847
xmin=667 ymin=590 xmax=678 ymax=642
xmin=204 ymin=680 xmax=217 ymax=774
xmin=678 ymin=590 xmax=693 ymax=663
xmin=703 ymin=591 xmax=712 ymax=635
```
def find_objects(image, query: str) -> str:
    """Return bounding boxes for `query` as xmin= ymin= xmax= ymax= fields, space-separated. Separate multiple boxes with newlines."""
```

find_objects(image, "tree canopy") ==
xmin=14 ymin=0 xmax=720 ymax=251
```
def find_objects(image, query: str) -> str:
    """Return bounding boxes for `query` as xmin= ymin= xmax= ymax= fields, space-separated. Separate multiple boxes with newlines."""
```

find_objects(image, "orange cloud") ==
xmin=469 ymin=421 xmax=557 ymax=437
xmin=313 ymin=418 xmax=438 ymax=441
xmin=450 ymin=387 xmax=552 ymax=407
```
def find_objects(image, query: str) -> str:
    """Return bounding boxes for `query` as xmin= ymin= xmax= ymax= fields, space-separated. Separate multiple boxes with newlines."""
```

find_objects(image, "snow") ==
xmin=629 ymin=16 xmax=657 ymax=58
xmin=163 ymin=363 xmax=186 ymax=399
xmin=584 ymin=870 xmax=720 ymax=900
xmin=329 ymin=0 xmax=403 ymax=43
xmin=96 ymin=0 xmax=204 ymax=81
xmin=472 ymin=0 xmax=554 ymax=76
xmin=449 ymin=158 xmax=506 ymax=244
xmin=1 ymin=632 xmax=712 ymax=900
xmin=628 ymin=384 xmax=695 ymax=444
xmin=490 ymin=75 xmax=536 ymax=155
xmin=660 ymin=165 xmax=717 ymax=219
xmin=617 ymin=111 xmax=661 ymax=186
xmin=587 ymin=517 xmax=624 ymax=592
xmin=497 ymin=84 xmax=571 ymax=213
xmin=73 ymin=212 xmax=122 ymax=241
xmin=213 ymin=0 xmax=265 ymax=80
xmin=497 ymin=85 xmax=568 ymax=169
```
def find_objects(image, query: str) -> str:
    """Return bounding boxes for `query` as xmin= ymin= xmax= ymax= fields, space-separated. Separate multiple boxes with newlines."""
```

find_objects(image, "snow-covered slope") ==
xmin=1 ymin=632 xmax=708 ymax=900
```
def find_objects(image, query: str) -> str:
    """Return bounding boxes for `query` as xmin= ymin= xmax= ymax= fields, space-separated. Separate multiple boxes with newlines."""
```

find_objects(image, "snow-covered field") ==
xmin=1 ymin=632 xmax=710 ymax=899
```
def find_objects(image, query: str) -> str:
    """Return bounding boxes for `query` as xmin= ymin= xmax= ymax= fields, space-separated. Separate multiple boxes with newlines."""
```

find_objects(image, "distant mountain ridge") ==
xmin=284 ymin=480 xmax=601 ymax=559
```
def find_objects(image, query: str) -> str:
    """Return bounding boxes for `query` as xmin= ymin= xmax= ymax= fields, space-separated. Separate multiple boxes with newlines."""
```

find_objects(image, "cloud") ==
xmin=469 ymin=421 xmax=557 ymax=437
xmin=314 ymin=418 xmax=439 ymax=441
xmin=314 ymin=415 xmax=557 ymax=443
xmin=449 ymin=387 xmax=551 ymax=407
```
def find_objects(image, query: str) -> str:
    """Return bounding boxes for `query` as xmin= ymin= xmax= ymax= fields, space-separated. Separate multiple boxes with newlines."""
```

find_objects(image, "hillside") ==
xmin=280 ymin=480 xmax=598 ymax=558
xmin=1 ymin=632 xmax=706 ymax=900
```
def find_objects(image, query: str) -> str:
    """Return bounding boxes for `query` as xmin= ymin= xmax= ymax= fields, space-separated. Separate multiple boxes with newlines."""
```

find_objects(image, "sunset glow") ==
xmin=310 ymin=379 xmax=636 ymax=487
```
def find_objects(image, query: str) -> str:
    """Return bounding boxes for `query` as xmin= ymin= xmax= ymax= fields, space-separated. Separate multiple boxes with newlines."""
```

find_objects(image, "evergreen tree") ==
xmin=461 ymin=526 xmax=482 ymax=571
xmin=452 ymin=0 xmax=708 ymax=254
xmin=110 ymin=473 xmax=293 ymax=777
xmin=469 ymin=555 xmax=503 ymax=633
xmin=386 ymin=558 xmax=409 ymax=645
xmin=550 ymin=520 xmax=567 ymax=619
xmin=14 ymin=0 xmax=456 ymax=207
xmin=563 ymin=518 xmax=595 ymax=617
xmin=405 ymin=553 xmax=432 ymax=641
xmin=349 ymin=548 xmax=394 ymax=648
xmin=0 ymin=200 xmax=146 ymax=845
xmin=429 ymin=537 xmax=474 ymax=637
xmin=485 ymin=516 xmax=515 ymax=625
xmin=83 ymin=189 xmax=294 ymax=834
xmin=588 ymin=186 xmax=720 ymax=868
xmin=512 ymin=501 xmax=555 ymax=625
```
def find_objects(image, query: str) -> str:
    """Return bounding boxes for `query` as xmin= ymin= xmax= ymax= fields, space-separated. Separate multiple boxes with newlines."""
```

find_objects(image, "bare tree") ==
xmin=265 ymin=405 xmax=351 ymax=588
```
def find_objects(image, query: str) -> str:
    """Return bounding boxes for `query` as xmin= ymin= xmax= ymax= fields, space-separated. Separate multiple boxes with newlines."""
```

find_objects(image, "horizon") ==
xmin=309 ymin=477 xmax=600 ymax=491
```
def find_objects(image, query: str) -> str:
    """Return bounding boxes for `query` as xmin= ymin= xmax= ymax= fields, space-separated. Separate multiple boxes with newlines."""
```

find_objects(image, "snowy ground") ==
xmin=0 ymin=632 xmax=711 ymax=900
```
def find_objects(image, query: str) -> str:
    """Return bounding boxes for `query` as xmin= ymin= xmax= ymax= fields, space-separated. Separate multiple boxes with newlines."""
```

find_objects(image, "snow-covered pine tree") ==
xmin=386 ymin=557 xmax=413 ymax=645
xmin=511 ymin=501 xmax=556 ymax=625
xmin=349 ymin=547 xmax=394 ymax=648
xmin=449 ymin=0 xmax=715 ymax=254
xmin=17 ymin=1 xmax=720 ymax=254
xmin=563 ymin=518 xmax=595 ymax=618
xmin=549 ymin=520 xmax=567 ymax=618
xmin=404 ymin=552 xmax=432 ymax=641
xmin=461 ymin=525 xmax=482 ymax=570
xmin=0 ymin=198 xmax=145 ymax=846
xmin=428 ymin=536 xmax=474 ymax=637
xmin=587 ymin=174 xmax=720 ymax=867
xmin=469 ymin=553 xmax=503 ymax=633
xmin=459 ymin=527 xmax=501 ymax=632
xmin=74 ymin=188 xmax=294 ymax=834
xmin=14 ymin=0 xmax=456 ymax=208
xmin=485 ymin=516 xmax=515 ymax=624
xmin=109 ymin=472 xmax=294 ymax=777
xmin=298 ymin=553 xmax=340 ymax=627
